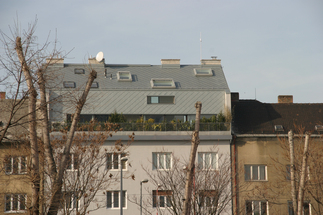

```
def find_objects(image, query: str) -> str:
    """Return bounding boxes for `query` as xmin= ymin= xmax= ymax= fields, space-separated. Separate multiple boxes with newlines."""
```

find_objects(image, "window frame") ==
xmin=5 ymin=156 xmax=27 ymax=175
xmin=106 ymin=191 xmax=127 ymax=209
xmin=66 ymin=153 xmax=78 ymax=171
xmin=62 ymin=191 xmax=80 ymax=210
xmin=288 ymin=201 xmax=311 ymax=215
xmin=246 ymin=200 xmax=268 ymax=215
xmin=193 ymin=68 xmax=213 ymax=76
xmin=198 ymin=190 xmax=218 ymax=208
xmin=245 ymin=165 xmax=267 ymax=181
xmin=147 ymin=96 xmax=175 ymax=104
xmin=106 ymin=153 xmax=127 ymax=171
xmin=117 ymin=71 xmax=132 ymax=82
xmin=5 ymin=194 xmax=27 ymax=212
xmin=150 ymin=78 xmax=176 ymax=89
xmin=197 ymin=152 xmax=218 ymax=170
xmin=74 ymin=68 xmax=85 ymax=74
xmin=63 ymin=81 xmax=76 ymax=88
xmin=152 ymin=190 xmax=172 ymax=208
xmin=91 ymin=82 xmax=99 ymax=88
xmin=152 ymin=152 xmax=172 ymax=170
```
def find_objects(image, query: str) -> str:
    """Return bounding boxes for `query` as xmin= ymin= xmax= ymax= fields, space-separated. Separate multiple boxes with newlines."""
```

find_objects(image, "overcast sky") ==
xmin=1 ymin=0 xmax=322 ymax=103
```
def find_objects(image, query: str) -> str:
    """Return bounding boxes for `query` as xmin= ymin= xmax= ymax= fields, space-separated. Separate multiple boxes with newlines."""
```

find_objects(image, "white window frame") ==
xmin=150 ymin=78 xmax=176 ymax=89
xmin=152 ymin=152 xmax=172 ymax=170
xmin=5 ymin=156 xmax=27 ymax=175
xmin=117 ymin=71 xmax=132 ymax=82
xmin=288 ymin=201 xmax=311 ymax=215
xmin=153 ymin=190 xmax=172 ymax=208
xmin=198 ymin=152 xmax=218 ymax=170
xmin=5 ymin=194 xmax=27 ymax=212
xmin=245 ymin=165 xmax=267 ymax=181
xmin=106 ymin=153 xmax=127 ymax=171
xmin=66 ymin=153 xmax=78 ymax=171
xmin=246 ymin=200 xmax=268 ymax=215
xmin=106 ymin=191 xmax=127 ymax=209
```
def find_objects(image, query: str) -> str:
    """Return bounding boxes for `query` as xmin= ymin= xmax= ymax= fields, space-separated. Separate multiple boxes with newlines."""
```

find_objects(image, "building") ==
xmin=47 ymin=57 xmax=233 ymax=214
xmin=231 ymin=94 xmax=323 ymax=215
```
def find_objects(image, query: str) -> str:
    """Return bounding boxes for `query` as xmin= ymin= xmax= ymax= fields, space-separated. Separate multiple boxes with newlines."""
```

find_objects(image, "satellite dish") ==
xmin=96 ymin=51 xmax=104 ymax=62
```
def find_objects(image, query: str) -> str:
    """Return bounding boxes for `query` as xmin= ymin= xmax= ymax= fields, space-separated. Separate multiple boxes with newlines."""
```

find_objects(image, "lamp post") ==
xmin=140 ymin=179 xmax=149 ymax=215
xmin=156 ymin=184 xmax=162 ymax=215
xmin=120 ymin=157 xmax=128 ymax=215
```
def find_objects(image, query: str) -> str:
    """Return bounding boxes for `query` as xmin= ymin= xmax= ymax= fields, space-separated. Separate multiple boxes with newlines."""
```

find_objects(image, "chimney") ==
xmin=201 ymin=57 xmax=221 ymax=66
xmin=278 ymin=95 xmax=293 ymax=103
xmin=88 ymin=57 xmax=105 ymax=67
xmin=161 ymin=59 xmax=180 ymax=68
xmin=231 ymin=92 xmax=239 ymax=103
xmin=0 ymin=92 xmax=5 ymax=99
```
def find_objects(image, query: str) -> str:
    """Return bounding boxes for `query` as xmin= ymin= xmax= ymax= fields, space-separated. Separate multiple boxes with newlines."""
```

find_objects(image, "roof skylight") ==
xmin=91 ymin=82 xmax=99 ymax=88
xmin=63 ymin=81 xmax=76 ymax=88
xmin=74 ymin=68 xmax=85 ymax=74
xmin=117 ymin=71 xmax=132 ymax=82
xmin=274 ymin=125 xmax=284 ymax=131
xmin=150 ymin=78 xmax=176 ymax=89
xmin=194 ymin=68 xmax=213 ymax=76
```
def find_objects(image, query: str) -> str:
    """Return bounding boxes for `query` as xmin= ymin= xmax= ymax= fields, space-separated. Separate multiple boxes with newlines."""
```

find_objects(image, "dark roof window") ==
xmin=315 ymin=125 xmax=323 ymax=131
xmin=274 ymin=125 xmax=284 ymax=131
xmin=74 ymin=68 xmax=85 ymax=74
xmin=117 ymin=71 xmax=132 ymax=82
xmin=91 ymin=82 xmax=99 ymax=88
xmin=63 ymin=81 xmax=76 ymax=88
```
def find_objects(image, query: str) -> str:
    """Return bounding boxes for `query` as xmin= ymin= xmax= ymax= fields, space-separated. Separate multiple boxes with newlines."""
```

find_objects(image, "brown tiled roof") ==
xmin=232 ymin=100 xmax=323 ymax=134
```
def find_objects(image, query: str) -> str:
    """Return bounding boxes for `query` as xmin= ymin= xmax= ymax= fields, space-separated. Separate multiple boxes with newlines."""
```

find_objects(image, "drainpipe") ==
xmin=231 ymin=134 xmax=238 ymax=215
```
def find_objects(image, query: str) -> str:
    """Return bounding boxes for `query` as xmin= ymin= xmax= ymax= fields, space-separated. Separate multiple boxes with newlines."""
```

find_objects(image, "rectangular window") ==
xmin=62 ymin=191 xmax=79 ymax=210
xmin=288 ymin=201 xmax=310 ymax=215
xmin=246 ymin=200 xmax=268 ymax=215
xmin=194 ymin=68 xmax=213 ymax=76
xmin=63 ymin=81 xmax=76 ymax=88
xmin=245 ymin=165 xmax=267 ymax=181
xmin=5 ymin=194 xmax=26 ymax=212
xmin=106 ymin=153 xmax=127 ymax=170
xmin=66 ymin=153 xmax=78 ymax=171
xmin=106 ymin=191 xmax=126 ymax=209
xmin=152 ymin=152 xmax=172 ymax=170
xmin=5 ymin=156 xmax=27 ymax=175
xmin=152 ymin=190 xmax=172 ymax=208
xmin=286 ymin=165 xmax=291 ymax=180
xmin=198 ymin=152 xmax=217 ymax=170
xmin=150 ymin=78 xmax=176 ymax=89
xmin=117 ymin=71 xmax=132 ymax=82
xmin=74 ymin=68 xmax=85 ymax=74
xmin=198 ymin=190 xmax=218 ymax=208
xmin=147 ymin=96 xmax=175 ymax=104
xmin=91 ymin=82 xmax=99 ymax=88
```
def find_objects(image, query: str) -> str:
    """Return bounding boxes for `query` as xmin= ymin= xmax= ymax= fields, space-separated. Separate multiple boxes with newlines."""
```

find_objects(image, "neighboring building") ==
xmin=231 ymin=94 xmax=323 ymax=215
xmin=47 ymin=57 xmax=232 ymax=214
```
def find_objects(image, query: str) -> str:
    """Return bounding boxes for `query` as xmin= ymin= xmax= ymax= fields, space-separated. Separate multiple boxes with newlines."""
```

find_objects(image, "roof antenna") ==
xmin=200 ymin=32 xmax=202 ymax=61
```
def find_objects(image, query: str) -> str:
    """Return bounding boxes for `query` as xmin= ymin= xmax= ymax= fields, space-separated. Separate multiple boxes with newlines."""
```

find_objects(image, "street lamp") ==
xmin=120 ymin=157 xmax=128 ymax=215
xmin=156 ymin=184 xmax=162 ymax=215
xmin=140 ymin=179 xmax=149 ymax=215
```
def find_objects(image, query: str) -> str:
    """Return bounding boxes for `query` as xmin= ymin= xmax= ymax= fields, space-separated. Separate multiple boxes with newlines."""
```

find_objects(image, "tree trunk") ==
xmin=48 ymin=69 xmax=97 ymax=215
xmin=289 ymin=130 xmax=297 ymax=215
xmin=297 ymin=133 xmax=310 ymax=215
xmin=182 ymin=102 xmax=202 ymax=215
xmin=15 ymin=36 xmax=40 ymax=215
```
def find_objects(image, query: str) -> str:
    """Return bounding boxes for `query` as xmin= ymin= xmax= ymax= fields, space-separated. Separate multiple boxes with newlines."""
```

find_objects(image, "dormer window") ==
xmin=117 ymin=71 xmax=132 ymax=82
xmin=74 ymin=69 xmax=85 ymax=74
xmin=91 ymin=82 xmax=99 ymax=88
xmin=150 ymin=78 xmax=176 ymax=89
xmin=194 ymin=68 xmax=213 ymax=76
xmin=274 ymin=125 xmax=284 ymax=131
xmin=63 ymin=81 xmax=76 ymax=88
xmin=315 ymin=125 xmax=323 ymax=131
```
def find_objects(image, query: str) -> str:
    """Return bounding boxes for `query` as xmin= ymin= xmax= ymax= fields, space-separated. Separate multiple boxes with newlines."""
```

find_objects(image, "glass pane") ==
xmin=5 ymin=157 xmax=12 ymax=173
xmin=245 ymin=166 xmax=251 ymax=181
xmin=20 ymin=195 xmax=26 ymax=210
xmin=211 ymin=153 xmax=217 ymax=169
xmin=13 ymin=194 xmax=18 ymax=210
xmin=67 ymin=154 xmax=72 ymax=170
xmin=166 ymin=153 xmax=171 ymax=169
xmin=166 ymin=196 xmax=171 ymax=207
xmin=205 ymin=153 xmax=211 ymax=168
xmin=106 ymin=154 xmax=112 ymax=169
xmin=152 ymin=190 xmax=157 ymax=207
xmin=13 ymin=157 xmax=18 ymax=174
xmin=198 ymin=153 xmax=203 ymax=169
xmin=106 ymin=192 xmax=112 ymax=208
xmin=159 ymin=196 xmax=165 ymax=207
xmin=159 ymin=154 xmax=164 ymax=169
xmin=73 ymin=154 xmax=79 ymax=170
xmin=20 ymin=157 xmax=27 ymax=173
xmin=259 ymin=166 xmax=266 ymax=180
xmin=121 ymin=153 xmax=126 ymax=169
xmin=246 ymin=201 xmax=252 ymax=215
xmin=303 ymin=202 xmax=310 ymax=215
xmin=151 ymin=97 xmax=159 ymax=104
xmin=113 ymin=191 xmax=119 ymax=208
xmin=288 ymin=201 xmax=294 ymax=215
xmin=152 ymin=153 xmax=157 ymax=170
xmin=206 ymin=197 xmax=211 ymax=207
xmin=122 ymin=191 xmax=126 ymax=208
xmin=113 ymin=154 xmax=119 ymax=169
xmin=286 ymin=165 xmax=291 ymax=180
xmin=261 ymin=202 xmax=267 ymax=215
xmin=5 ymin=195 xmax=11 ymax=211
xmin=254 ymin=201 xmax=260 ymax=215
xmin=252 ymin=165 xmax=259 ymax=180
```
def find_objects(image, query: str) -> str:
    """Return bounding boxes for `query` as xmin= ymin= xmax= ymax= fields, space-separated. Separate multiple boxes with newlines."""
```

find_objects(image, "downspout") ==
xmin=231 ymin=134 xmax=238 ymax=215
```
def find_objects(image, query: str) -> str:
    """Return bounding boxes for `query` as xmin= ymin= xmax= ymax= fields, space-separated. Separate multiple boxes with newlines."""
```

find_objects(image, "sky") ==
xmin=1 ymin=0 xmax=322 ymax=103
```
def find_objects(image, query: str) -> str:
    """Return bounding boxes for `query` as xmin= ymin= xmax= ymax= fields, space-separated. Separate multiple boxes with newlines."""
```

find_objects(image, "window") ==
xmin=246 ymin=200 xmax=268 ymax=215
xmin=5 ymin=194 xmax=26 ymax=212
xmin=106 ymin=191 xmax=126 ymax=209
xmin=5 ymin=156 xmax=27 ymax=175
xmin=245 ymin=165 xmax=267 ymax=181
xmin=147 ymin=96 xmax=175 ymax=104
xmin=198 ymin=152 xmax=217 ymax=170
xmin=198 ymin=190 xmax=218 ymax=208
xmin=194 ymin=68 xmax=213 ymax=76
xmin=117 ymin=71 xmax=132 ymax=82
xmin=62 ymin=191 xmax=79 ymax=210
xmin=91 ymin=82 xmax=99 ymax=88
xmin=288 ymin=201 xmax=310 ymax=215
xmin=286 ymin=165 xmax=291 ymax=180
xmin=152 ymin=152 xmax=172 ymax=170
xmin=74 ymin=68 xmax=85 ymax=74
xmin=152 ymin=190 xmax=172 ymax=208
xmin=150 ymin=78 xmax=176 ymax=89
xmin=106 ymin=153 xmax=127 ymax=170
xmin=63 ymin=81 xmax=76 ymax=88
xmin=66 ymin=153 xmax=78 ymax=171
